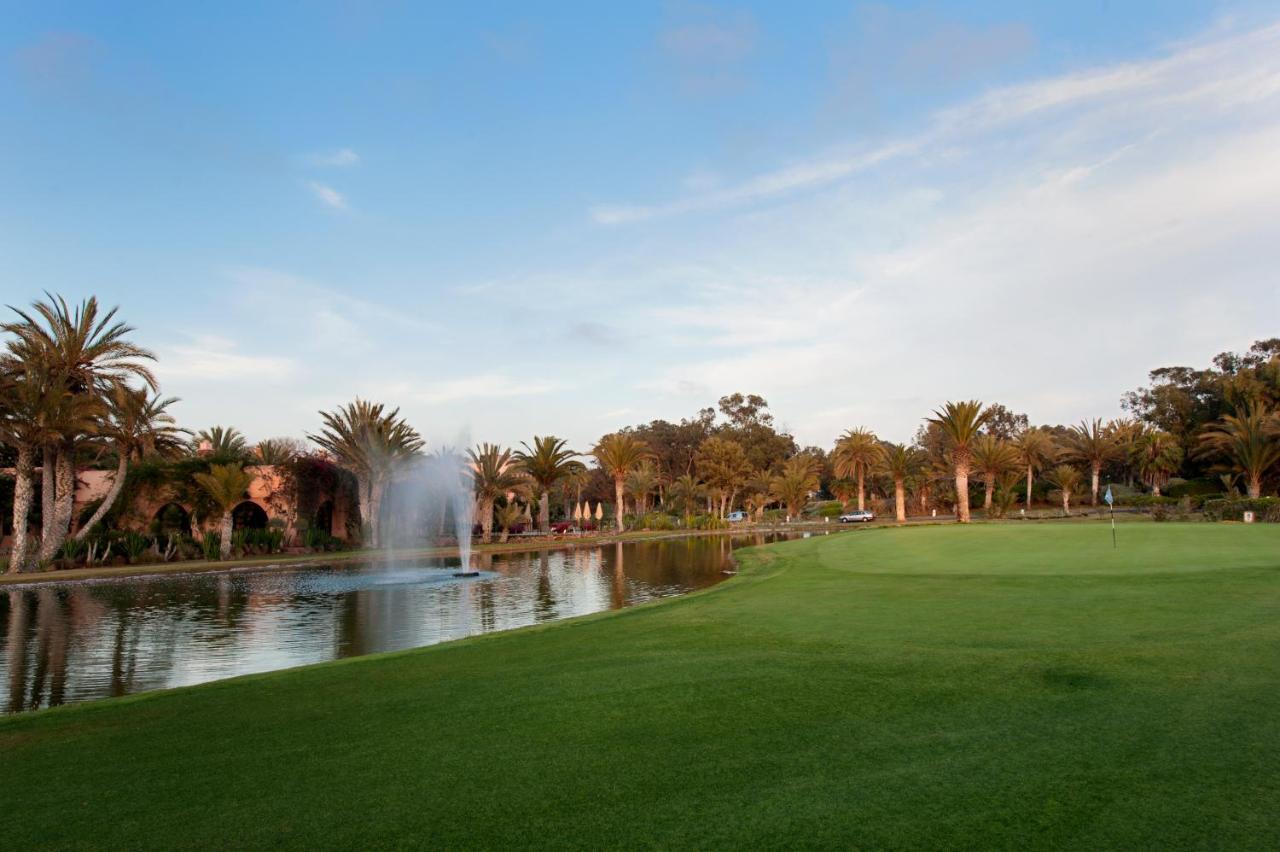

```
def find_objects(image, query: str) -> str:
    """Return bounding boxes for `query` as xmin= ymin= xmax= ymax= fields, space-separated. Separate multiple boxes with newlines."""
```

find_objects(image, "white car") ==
xmin=838 ymin=510 xmax=875 ymax=523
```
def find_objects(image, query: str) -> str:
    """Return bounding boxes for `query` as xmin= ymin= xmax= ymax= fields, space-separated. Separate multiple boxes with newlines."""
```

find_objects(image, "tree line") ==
xmin=3 ymin=294 xmax=1278 ymax=573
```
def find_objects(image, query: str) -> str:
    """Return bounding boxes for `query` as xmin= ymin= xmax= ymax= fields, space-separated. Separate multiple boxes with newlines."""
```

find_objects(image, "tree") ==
xmin=254 ymin=437 xmax=305 ymax=465
xmin=192 ymin=463 xmax=255 ymax=560
xmin=75 ymin=387 xmax=187 ymax=541
xmin=667 ymin=474 xmax=705 ymax=520
xmin=1043 ymin=464 xmax=1083 ymax=515
xmin=970 ymin=435 xmax=1019 ymax=513
xmin=2 ymin=294 xmax=157 ymax=566
xmin=308 ymin=400 xmax=424 ymax=548
xmin=1195 ymin=403 xmax=1280 ymax=498
xmin=694 ymin=437 xmax=752 ymax=518
xmin=876 ymin=442 xmax=925 ymax=523
xmin=593 ymin=433 xmax=654 ymax=531
xmin=192 ymin=426 xmax=249 ymax=459
xmin=624 ymin=462 xmax=661 ymax=516
xmin=468 ymin=443 xmax=528 ymax=543
xmin=0 ymin=368 xmax=56 ymax=572
xmin=1132 ymin=428 xmax=1183 ymax=496
xmin=515 ymin=436 xmax=580 ymax=531
xmin=928 ymin=401 xmax=990 ymax=523
xmin=770 ymin=455 xmax=820 ymax=520
xmin=832 ymin=428 xmax=880 ymax=512
xmin=982 ymin=404 xmax=1030 ymax=440
xmin=742 ymin=472 xmax=773 ymax=522
xmin=494 ymin=501 xmax=524 ymax=544
xmin=1011 ymin=428 xmax=1057 ymax=512
xmin=1063 ymin=419 xmax=1120 ymax=506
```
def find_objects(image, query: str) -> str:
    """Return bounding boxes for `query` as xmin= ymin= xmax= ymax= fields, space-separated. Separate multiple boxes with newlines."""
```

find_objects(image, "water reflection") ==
xmin=0 ymin=532 xmax=790 ymax=713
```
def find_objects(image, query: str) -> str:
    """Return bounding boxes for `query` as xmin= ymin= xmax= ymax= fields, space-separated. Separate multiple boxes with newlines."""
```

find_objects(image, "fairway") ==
xmin=4 ymin=523 xmax=1279 ymax=849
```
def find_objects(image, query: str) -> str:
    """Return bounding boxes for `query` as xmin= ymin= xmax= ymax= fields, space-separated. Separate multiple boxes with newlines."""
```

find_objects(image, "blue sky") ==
xmin=3 ymin=1 xmax=1279 ymax=450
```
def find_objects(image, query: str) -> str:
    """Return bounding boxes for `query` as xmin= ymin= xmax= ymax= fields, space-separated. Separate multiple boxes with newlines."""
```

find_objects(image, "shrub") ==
xmin=815 ymin=503 xmax=845 ymax=518
xmin=201 ymin=532 xmax=221 ymax=561
xmin=1202 ymin=497 xmax=1280 ymax=522
xmin=1165 ymin=478 xmax=1224 ymax=500
xmin=120 ymin=532 xmax=151 ymax=564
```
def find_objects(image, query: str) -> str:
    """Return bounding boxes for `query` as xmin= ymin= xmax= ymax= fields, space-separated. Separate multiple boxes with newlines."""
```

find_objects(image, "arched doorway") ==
xmin=151 ymin=503 xmax=192 ymax=537
xmin=231 ymin=501 xmax=268 ymax=531
xmin=313 ymin=500 xmax=334 ymax=536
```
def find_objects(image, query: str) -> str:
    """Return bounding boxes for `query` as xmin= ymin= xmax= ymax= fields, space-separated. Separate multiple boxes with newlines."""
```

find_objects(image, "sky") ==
xmin=3 ymin=1 xmax=1279 ymax=450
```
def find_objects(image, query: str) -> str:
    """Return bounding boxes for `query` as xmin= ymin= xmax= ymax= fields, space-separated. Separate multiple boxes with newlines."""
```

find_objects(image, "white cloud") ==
xmin=307 ymin=147 xmax=360 ymax=167
xmin=409 ymin=373 xmax=560 ymax=405
xmin=306 ymin=180 xmax=346 ymax=209
xmin=155 ymin=335 xmax=297 ymax=382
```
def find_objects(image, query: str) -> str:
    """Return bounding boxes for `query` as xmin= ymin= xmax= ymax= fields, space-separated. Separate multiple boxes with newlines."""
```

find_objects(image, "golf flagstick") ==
xmin=1104 ymin=484 xmax=1116 ymax=549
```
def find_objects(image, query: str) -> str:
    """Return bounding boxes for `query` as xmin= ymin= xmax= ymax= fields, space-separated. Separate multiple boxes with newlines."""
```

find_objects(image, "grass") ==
xmin=3 ymin=522 xmax=1279 ymax=849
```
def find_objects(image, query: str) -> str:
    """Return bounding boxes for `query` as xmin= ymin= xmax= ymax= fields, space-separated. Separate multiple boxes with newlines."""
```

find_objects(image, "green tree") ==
xmin=694 ymin=436 xmax=752 ymax=518
xmin=666 ymin=473 xmax=705 ymax=521
xmin=1063 ymin=419 xmax=1121 ymax=506
xmin=192 ymin=463 xmax=255 ymax=560
xmin=593 ymin=433 xmax=654 ymax=531
xmin=1132 ymin=428 xmax=1183 ymax=496
xmin=770 ymin=455 xmax=820 ymax=520
xmin=308 ymin=400 xmax=424 ymax=548
xmin=876 ymin=442 xmax=925 ymax=523
xmin=833 ymin=428 xmax=880 ymax=512
xmin=1195 ymin=403 xmax=1280 ymax=498
xmin=468 ymin=443 xmax=529 ymax=543
xmin=191 ymin=426 xmax=250 ymax=459
xmin=970 ymin=435 xmax=1019 ymax=513
xmin=928 ymin=401 xmax=990 ymax=523
xmin=515 ymin=436 xmax=580 ymax=531
xmin=1011 ymin=428 xmax=1057 ymax=511
xmin=1043 ymin=464 xmax=1083 ymax=515
xmin=624 ymin=462 xmax=662 ymax=516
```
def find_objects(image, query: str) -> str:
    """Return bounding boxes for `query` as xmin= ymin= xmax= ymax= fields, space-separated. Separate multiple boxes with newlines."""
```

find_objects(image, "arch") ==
xmin=231 ymin=501 xmax=268 ymax=531
xmin=313 ymin=500 xmax=334 ymax=536
xmin=151 ymin=502 xmax=192 ymax=537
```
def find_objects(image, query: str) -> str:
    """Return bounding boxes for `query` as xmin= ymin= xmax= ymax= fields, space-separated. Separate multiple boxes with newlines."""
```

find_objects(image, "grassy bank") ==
xmin=3 ymin=523 xmax=1278 ymax=848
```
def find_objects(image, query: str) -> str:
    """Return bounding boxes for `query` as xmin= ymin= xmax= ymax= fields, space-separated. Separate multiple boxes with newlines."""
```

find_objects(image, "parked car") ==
xmin=726 ymin=511 xmax=748 ymax=523
xmin=838 ymin=510 xmax=875 ymax=523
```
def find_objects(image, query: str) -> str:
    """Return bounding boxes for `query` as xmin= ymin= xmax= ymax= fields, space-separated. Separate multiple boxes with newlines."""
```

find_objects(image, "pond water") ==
xmin=0 ymin=532 xmax=801 ymax=713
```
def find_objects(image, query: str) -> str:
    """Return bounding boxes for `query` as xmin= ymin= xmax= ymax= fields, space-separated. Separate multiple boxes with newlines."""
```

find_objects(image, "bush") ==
xmin=1202 ymin=497 xmax=1280 ymax=522
xmin=636 ymin=512 xmax=677 ymax=531
xmin=815 ymin=503 xmax=845 ymax=518
xmin=1165 ymin=478 xmax=1224 ymax=500
xmin=202 ymin=532 xmax=222 ymax=561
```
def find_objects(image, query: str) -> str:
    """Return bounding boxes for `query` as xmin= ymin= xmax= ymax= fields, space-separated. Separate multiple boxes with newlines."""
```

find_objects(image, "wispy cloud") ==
xmin=658 ymin=7 xmax=758 ymax=96
xmin=595 ymin=20 xmax=1280 ymax=226
xmin=305 ymin=180 xmax=346 ymax=209
xmin=155 ymin=335 xmax=298 ymax=382
xmin=307 ymin=147 xmax=361 ymax=167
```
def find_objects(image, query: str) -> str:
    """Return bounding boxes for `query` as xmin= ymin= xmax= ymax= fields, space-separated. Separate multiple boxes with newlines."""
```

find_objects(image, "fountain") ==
xmin=380 ymin=440 xmax=478 ymax=577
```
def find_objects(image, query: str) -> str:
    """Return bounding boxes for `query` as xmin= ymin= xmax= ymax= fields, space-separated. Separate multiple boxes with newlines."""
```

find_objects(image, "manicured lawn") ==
xmin=4 ymin=523 xmax=1279 ymax=849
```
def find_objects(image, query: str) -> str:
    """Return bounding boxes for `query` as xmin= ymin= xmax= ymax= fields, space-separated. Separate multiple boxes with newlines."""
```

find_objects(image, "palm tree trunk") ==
xmin=366 ymin=480 xmax=386 ymax=549
xmin=356 ymin=476 xmax=373 ymax=547
xmin=8 ymin=444 xmax=35 ymax=573
xmin=539 ymin=492 xmax=550 ymax=532
xmin=955 ymin=465 xmax=971 ymax=523
xmin=480 ymin=498 xmax=494 ymax=543
xmin=41 ymin=445 xmax=55 ymax=537
xmin=39 ymin=446 xmax=76 ymax=562
xmin=857 ymin=471 xmax=865 ymax=512
xmin=219 ymin=510 xmax=233 ymax=559
xmin=1090 ymin=464 xmax=1100 ymax=506
xmin=1025 ymin=465 xmax=1033 ymax=511
xmin=1062 ymin=492 xmax=1071 ymax=516
xmin=983 ymin=473 xmax=994 ymax=511
xmin=75 ymin=455 xmax=128 ymax=541
xmin=1247 ymin=474 xmax=1262 ymax=499
xmin=894 ymin=477 xmax=905 ymax=523
xmin=614 ymin=477 xmax=625 ymax=531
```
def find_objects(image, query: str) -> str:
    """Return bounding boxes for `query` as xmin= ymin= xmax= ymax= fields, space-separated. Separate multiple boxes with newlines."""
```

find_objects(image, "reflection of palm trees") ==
xmin=611 ymin=541 xmax=626 ymax=609
xmin=5 ymin=590 xmax=32 ymax=712
xmin=534 ymin=550 xmax=557 ymax=621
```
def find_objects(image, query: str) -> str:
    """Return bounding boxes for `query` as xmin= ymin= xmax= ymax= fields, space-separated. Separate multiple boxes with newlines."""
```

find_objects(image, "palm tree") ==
xmin=254 ymin=437 xmax=304 ymax=465
xmin=742 ymin=472 xmax=773 ymax=522
xmin=876 ymin=442 xmax=925 ymax=523
xmin=1195 ymin=403 xmax=1280 ymax=498
xmin=770 ymin=455 xmax=820 ymax=520
xmin=192 ymin=425 xmax=249 ymax=458
xmin=75 ymin=387 xmax=187 ymax=540
xmin=192 ymin=463 xmax=255 ymax=560
xmin=515 ymin=436 xmax=580 ymax=531
xmin=1043 ymin=464 xmax=1083 ymax=515
xmin=494 ymin=501 xmax=524 ymax=544
xmin=832 ymin=428 xmax=880 ymax=512
xmin=970 ymin=435 xmax=1019 ymax=513
xmin=1011 ymin=428 xmax=1057 ymax=512
xmin=625 ymin=462 xmax=661 ymax=516
xmin=592 ymin=433 xmax=654 ymax=531
xmin=667 ymin=473 xmax=705 ymax=520
xmin=1132 ymin=429 xmax=1183 ymax=496
xmin=468 ymin=443 xmax=529 ymax=543
xmin=1063 ymin=419 xmax=1120 ymax=506
xmin=3 ymin=294 xmax=156 ymax=565
xmin=694 ymin=437 xmax=752 ymax=518
xmin=557 ymin=461 xmax=589 ymax=522
xmin=928 ymin=401 xmax=990 ymax=523
xmin=308 ymin=400 xmax=424 ymax=548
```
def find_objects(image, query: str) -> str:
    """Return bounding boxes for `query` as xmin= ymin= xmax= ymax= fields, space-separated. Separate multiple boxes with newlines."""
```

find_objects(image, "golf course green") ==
xmin=4 ymin=523 xmax=1279 ymax=849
